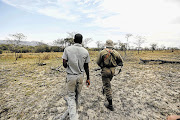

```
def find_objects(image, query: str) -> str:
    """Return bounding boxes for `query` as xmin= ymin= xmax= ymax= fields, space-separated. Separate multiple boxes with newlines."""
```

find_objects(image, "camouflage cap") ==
xmin=106 ymin=39 xmax=114 ymax=48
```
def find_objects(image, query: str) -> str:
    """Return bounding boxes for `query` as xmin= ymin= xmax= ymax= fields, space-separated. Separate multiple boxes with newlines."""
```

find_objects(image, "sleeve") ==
xmin=116 ymin=52 xmax=123 ymax=66
xmin=62 ymin=48 xmax=68 ymax=60
xmin=85 ymin=52 xmax=90 ymax=63
xmin=96 ymin=52 xmax=102 ymax=67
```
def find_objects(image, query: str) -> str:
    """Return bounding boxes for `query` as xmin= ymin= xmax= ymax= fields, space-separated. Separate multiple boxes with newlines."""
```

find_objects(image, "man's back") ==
xmin=62 ymin=43 xmax=90 ymax=75
xmin=97 ymin=48 xmax=123 ymax=68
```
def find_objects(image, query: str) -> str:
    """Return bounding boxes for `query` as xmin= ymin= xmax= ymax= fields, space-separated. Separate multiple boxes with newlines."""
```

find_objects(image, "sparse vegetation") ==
xmin=0 ymin=50 xmax=179 ymax=120
xmin=0 ymin=49 xmax=2 ymax=54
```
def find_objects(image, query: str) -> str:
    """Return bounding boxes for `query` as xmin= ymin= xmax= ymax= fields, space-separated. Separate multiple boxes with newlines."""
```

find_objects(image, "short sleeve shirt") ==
xmin=62 ymin=43 xmax=90 ymax=75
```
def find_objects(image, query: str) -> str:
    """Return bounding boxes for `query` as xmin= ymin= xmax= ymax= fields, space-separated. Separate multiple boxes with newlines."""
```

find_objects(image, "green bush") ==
xmin=50 ymin=46 xmax=64 ymax=52
xmin=34 ymin=45 xmax=50 ymax=53
xmin=0 ymin=49 xmax=3 ymax=54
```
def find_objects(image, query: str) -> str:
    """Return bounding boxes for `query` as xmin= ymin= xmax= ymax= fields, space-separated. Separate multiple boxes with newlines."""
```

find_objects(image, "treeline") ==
xmin=0 ymin=43 xmax=179 ymax=55
xmin=0 ymin=32 xmax=179 ymax=55
xmin=0 ymin=44 xmax=64 ymax=54
xmin=0 ymin=32 xmax=94 ymax=54
xmin=0 ymin=44 xmax=104 ymax=54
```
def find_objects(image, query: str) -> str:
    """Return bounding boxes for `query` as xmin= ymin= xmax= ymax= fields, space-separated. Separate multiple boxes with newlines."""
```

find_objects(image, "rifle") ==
xmin=114 ymin=66 xmax=122 ymax=76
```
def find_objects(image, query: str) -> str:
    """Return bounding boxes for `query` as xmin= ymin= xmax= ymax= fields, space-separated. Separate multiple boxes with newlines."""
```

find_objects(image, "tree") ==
xmin=118 ymin=40 xmax=127 ymax=55
xmin=96 ymin=41 xmax=102 ymax=50
xmin=64 ymin=38 xmax=74 ymax=46
xmin=125 ymin=34 xmax=133 ymax=50
xmin=65 ymin=32 xmax=78 ymax=46
xmin=113 ymin=42 xmax=118 ymax=49
xmin=35 ymin=42 xmax=50 ymax=53
xmin=150 ymin=43 xmax=158 ymax=52
xmin=67 ymin=32 xmax=77 ymax=39
xmin=160 ymin=45 xmax=166 ymax=50
xmin=10 ymin=33 xmax=26 ymax=45
xmin=56 ymin=32 xmax=93 ymax=48
xmin=8 ymin=33 xmax=27 ymax=60
xmin=0 ymin=49 xmax=2 ymax=54
xmin=134 ymin=36 xmax=146 ymax=54
xmin=83 ymin=38 xmax=93 ymax=48
xmin=53 ymin=38 xmax=65 ymax=48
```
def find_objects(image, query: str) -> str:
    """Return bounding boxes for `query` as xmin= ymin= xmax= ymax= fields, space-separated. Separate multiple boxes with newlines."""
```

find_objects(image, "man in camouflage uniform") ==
xmin=96 ymin=40 xmax=123 ymax=111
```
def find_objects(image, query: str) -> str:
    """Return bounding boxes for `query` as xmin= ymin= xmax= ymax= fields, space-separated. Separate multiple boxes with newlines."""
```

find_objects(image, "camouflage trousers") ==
xmin=101 ymin=67 xmax=115 ymax=100
xmin=66 ymin=74 xmax=83 ymax=120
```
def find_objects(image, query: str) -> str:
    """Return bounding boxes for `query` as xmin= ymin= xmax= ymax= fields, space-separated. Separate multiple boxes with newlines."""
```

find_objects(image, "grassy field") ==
xmin=0 ymin=50 xmax=180 ymax=120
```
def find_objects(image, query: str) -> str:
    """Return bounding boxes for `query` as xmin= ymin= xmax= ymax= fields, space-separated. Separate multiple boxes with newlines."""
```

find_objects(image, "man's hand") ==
xmin=86 ymin=79 xmax=90 ymax=87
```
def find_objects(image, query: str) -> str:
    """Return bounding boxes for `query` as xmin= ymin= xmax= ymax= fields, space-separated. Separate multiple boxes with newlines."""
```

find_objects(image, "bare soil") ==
xmin=0 ymin=51 xmax=180 ymax=120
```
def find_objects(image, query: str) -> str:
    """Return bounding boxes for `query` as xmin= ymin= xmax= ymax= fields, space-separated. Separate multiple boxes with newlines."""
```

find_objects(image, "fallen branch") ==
xmin=51 ymin=65 xmax=64 ymax=72
xmin=140 ymin=58 xmax=180 ymax=64
xmin=38 ymin=63 xmax=46 ymax=66
xmin=93 ymin=67 xmax=101 ymax=71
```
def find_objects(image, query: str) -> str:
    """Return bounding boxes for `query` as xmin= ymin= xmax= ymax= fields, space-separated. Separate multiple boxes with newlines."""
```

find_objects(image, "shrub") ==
xmin=35 ymin=45 xmax=50 ymax=53
xmin=43 ymin=54 xmax=51 ymax=60
xmin=18 ymin=54 xmax=23 ymax=58
xmin=0 ymin=49 xmax=2 ymax=54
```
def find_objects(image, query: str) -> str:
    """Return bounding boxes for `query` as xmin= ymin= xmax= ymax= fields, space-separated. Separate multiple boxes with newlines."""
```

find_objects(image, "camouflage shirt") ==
xmin=96 ymin=48 xmax=123 ymax=68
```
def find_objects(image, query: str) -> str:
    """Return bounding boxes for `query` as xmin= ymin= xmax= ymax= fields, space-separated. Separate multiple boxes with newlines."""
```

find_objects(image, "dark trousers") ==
xmin=101 ymin=67 xmax=115 ymax=100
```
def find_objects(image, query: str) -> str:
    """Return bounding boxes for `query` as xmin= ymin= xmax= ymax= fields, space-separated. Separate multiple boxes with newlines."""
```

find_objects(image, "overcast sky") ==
xmin=0 ymin=0 xmax=180 ymax=48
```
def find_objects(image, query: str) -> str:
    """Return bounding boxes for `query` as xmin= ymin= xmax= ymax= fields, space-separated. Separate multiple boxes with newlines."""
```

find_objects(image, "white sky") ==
xmin=0 ymin=0 xmax=180 ymax=48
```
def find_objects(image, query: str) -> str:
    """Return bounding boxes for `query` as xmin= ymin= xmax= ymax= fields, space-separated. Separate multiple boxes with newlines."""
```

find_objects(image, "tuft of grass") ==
xmin=18 ymin=54 xmax=23 ymax=58
xmin=42 ymin=54 xmax=51 ymax=60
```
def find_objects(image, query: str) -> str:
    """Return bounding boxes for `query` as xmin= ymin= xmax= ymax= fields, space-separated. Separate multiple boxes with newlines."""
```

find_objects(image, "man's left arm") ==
xmin=116 ymin=51 xmax=123 ymax=66
xmin=84 ymin=63 xmax=90 ymax=87
xmin=84 ymin=52 xmax=90 ymax=87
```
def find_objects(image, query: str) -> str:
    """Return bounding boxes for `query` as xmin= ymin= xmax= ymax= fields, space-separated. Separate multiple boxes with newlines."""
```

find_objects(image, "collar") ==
xmin=106 ymin=47 xmax=113 ymax=50
xmin=74 ymin=43 xmax=82 ymax=47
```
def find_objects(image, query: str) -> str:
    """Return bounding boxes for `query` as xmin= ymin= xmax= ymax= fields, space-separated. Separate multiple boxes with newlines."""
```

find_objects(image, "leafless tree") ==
xmin=134 ymin=36 xmax=146 ymax=54
xmin=117 ymin=40 xmax=122 ymax=50
xmin=96 ymin=41 xmax=104 ymax=50
xmin=8 ymin=33 xmax=27 ymax=61
xmin=113 ymin=42 xmax=118 ymax=49
xmin=67 ymin=32 xmax=78 ymax=38
xmin=53 ymin=38 xmax=65 ymax=48
xmin=83 ymin=38 xmax=93 ymax=48
xmin=125 ymin=33 xmax=133 ymax=50
xmin=61 ymin=32 xmax=79 ymax=46
xmin=118 ymin=40 xmax=127 ymax=55
xmin=160 ymin=45 xmax=166 ymax=50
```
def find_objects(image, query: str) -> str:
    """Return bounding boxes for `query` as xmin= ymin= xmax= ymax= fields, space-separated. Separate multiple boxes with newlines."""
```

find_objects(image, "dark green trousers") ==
xmin=101 ymin=67 xmax=115 ymax=100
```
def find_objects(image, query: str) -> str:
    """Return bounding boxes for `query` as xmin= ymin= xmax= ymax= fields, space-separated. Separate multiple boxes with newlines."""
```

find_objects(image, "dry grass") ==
xmin=0 ymin=50 xmax=180 ymax=120
xmin=0 ymin=52 xmax=63 ymax=60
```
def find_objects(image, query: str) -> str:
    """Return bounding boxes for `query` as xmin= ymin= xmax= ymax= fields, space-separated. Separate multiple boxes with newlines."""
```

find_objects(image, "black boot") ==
xmin=102 ymin=87 xmax=105 ymax=95
xmin=104 ymin=99 xmax=114 ymax=111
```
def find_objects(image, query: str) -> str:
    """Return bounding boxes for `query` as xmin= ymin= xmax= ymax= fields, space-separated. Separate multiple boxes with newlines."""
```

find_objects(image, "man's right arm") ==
xmin=62 ymin=48 xmax=68 ymax=68
xmin=63 ymin=59 xmax=68 ymax=68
